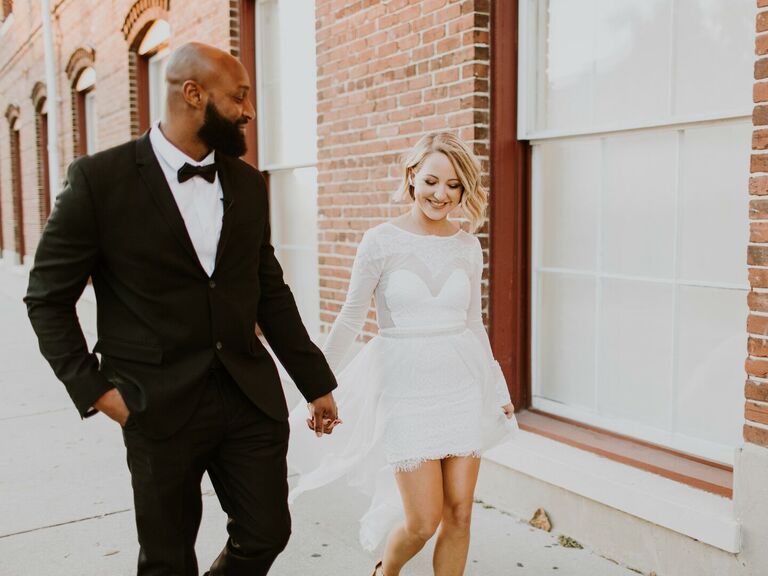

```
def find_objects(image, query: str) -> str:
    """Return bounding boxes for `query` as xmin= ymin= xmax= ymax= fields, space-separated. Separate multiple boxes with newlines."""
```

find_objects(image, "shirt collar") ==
xmin=149 ymin=121 xmax=215 ymax=172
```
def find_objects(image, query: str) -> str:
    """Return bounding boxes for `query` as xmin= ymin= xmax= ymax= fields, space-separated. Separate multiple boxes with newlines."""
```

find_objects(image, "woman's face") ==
xmin=410 ymin=152 xmax=463 ymax=223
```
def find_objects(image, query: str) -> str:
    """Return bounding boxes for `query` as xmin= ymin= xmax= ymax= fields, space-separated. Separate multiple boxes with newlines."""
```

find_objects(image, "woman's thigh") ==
xmin=395 ymin=459 xmax=445 ymax=530
xmin=441 ymin=456 xmax=481 ymax=519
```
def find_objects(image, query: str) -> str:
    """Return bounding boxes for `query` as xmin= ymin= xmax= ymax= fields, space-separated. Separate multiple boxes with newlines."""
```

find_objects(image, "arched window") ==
xmin=122 ymin=0 xmax=171 ymax=137
xmin=5 ymin=104 xmax=24 ymax=264
xmin=75 ymin=67 xmax=97 ymax=155
xmin=31 ymin=82 xmax=51 ymax=224
xmin=65 ymin=46 xmax=96 ymax=159
xmin=137 ymin=19 xmax=170 ymax=128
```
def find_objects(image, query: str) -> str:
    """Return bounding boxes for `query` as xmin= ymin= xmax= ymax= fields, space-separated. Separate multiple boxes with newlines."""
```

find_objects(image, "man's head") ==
xmin=164 ymin=43 xmax=255 ymax=157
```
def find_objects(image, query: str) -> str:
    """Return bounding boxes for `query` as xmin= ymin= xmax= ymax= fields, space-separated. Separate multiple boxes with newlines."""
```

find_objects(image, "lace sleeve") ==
xmin=322 ymin=231 xmax=383 ymax=373
xmin=467 ymin=239 xmax=513 ymax=406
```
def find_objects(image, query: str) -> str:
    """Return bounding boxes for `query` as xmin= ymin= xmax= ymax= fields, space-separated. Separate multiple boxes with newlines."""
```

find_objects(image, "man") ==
xmin=25 ymin=43 xmax=339 ymax=576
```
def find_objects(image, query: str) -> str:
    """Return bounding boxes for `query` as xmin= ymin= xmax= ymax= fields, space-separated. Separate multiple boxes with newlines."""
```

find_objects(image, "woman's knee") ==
xmin=404 ymin=513 xmax=441 ymax=542
xmin=442 ymin=501 xmax=473 ymax=531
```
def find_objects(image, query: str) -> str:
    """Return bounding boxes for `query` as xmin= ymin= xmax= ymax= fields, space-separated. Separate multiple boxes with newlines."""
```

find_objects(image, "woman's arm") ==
xmin=322 ymin=231 xmax=383 ymax=373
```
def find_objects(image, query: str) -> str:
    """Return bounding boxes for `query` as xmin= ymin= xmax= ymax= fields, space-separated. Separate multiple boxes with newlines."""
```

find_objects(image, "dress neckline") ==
xmin=385 ymin=221 xmax=463 ymax=239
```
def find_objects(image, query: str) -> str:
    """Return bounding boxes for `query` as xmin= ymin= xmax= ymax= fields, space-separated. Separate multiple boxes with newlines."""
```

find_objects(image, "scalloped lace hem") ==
xmin=390 ymin=450 xmax=482 ymax=472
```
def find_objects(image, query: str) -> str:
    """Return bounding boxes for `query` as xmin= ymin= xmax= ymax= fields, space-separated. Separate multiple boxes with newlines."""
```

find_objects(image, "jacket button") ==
xmin=209 ymin=280 xmax=216 ymax=288
xmin=215 ymin=342 xmax=223 ymax=350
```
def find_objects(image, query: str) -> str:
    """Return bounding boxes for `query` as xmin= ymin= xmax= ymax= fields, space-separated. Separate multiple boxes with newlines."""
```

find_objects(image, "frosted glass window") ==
xmin=537 ymin=139 xmax=600 ymax=271
xmin=677 ymin=122 xmax=751 ymax=287
xmin=528 ymin=0 xmax=755 ymax=135
xmin=255 ymin=0 xmax=320 ymax=337
xmin=602 ymin=132 xmax=676 ymax=279
xmin=674 ymin=0 xmax=755 ymax=117
xmin=536 ymin=273 xmax=596 ymax=409
xmin=257 ymin=0 xmax=317 ymax=167
xmin=598 ymin=279 xmax=674 ymax=429
xmin=675 ymin=286 xmax=747 ymax=456
xmin=149 ymin=50 xmax=169 ymax=125
xmin=84 ymin=91 xmax=97 ymax=155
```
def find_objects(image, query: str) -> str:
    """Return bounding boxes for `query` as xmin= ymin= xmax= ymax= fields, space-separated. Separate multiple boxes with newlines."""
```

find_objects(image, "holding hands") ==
xmin=306 ymin=392 xmax=342 ymax=437
xmin=502 ymin=403 xmax=515 ymax=419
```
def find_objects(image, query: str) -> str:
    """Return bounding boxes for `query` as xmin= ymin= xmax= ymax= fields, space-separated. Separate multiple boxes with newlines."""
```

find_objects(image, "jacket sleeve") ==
xmin=255 ymin=184 xmax=337 ymax=402
xmin=24 ymin=159 xmax=114 ymax=417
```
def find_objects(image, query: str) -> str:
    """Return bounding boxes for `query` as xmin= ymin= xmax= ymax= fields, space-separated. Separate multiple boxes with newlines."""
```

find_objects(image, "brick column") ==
xmin=315 ymin=0 xmax=491 ymax=336
xmin=746 ymin=0 xmax=768 ymax=447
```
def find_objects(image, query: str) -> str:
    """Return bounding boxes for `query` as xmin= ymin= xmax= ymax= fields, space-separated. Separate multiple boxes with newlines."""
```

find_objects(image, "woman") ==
xmin=288 ymin=132 xmax=517 ymax=576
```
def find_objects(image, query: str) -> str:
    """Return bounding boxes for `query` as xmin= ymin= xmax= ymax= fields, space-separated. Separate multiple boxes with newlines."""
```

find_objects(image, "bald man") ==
xmin=25 ymin=43 xmax=339 ymax=576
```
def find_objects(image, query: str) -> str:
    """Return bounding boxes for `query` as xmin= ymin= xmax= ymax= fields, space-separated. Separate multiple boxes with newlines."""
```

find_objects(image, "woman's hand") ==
xmin=501 ymin=403 xmax=515 ymax=419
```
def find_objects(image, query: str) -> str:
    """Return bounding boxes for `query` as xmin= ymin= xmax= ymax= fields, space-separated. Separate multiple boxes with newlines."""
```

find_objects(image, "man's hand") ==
xmin=306 ymin=392 xmax=340 ymax=438
xmin=502 ymin=402 xmax=515 ymax=419
xmin=94 ymin=388 xmax=131 ymax=427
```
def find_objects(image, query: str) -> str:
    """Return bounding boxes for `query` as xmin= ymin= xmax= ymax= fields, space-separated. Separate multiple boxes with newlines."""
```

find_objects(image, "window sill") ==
xmin=484 ymin=411 xmax=740 ymax=553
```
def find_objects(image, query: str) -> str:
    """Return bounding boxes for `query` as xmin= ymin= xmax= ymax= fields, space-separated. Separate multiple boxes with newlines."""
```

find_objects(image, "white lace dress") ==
xmin=287 ymin=222 xmax=517 ymax=550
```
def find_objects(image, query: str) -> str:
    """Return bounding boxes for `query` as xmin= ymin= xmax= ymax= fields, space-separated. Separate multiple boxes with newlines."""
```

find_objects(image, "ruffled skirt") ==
xmin=287 ymin=325 xmax=517 ymax=551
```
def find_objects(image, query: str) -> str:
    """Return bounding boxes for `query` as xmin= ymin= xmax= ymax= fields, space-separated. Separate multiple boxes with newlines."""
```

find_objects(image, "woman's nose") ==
xmin=433 ymin=187 xmax=447 ymax=200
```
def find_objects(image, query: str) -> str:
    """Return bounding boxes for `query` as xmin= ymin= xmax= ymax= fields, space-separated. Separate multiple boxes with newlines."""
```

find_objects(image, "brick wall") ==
xmin=315 ymin=0 xmax=492 ymax=337
xmin=0 ymin=0 xmax=232 ymax=262
xmin=746 ymin=0 xmax=768 ymax=447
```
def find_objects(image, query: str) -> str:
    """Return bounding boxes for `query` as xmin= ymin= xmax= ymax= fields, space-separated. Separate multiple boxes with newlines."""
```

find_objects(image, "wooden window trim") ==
xmin=488 ymin=1 xmax=732 ymax=498
xmin=75 ymin=87 xmax=90 ymax=157
xmin=517 ymin=410 xmax=733 ymax=497
xmin=10 ymin=122 xmax=25 ymax=261
xmin=237 ymin=0 xmax=259 ymax=167
xmin=37 ymin=109 xmax=50 ymax=222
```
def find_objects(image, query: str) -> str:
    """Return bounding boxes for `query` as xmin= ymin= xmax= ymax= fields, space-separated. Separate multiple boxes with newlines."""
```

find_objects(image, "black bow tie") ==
xmin=177 ymin=162 xmax=218 ymax=184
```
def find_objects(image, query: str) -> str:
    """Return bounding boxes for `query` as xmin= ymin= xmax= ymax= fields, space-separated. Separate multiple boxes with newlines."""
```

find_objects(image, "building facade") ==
xmin=1 ymin=1 xmax=768 ymax=574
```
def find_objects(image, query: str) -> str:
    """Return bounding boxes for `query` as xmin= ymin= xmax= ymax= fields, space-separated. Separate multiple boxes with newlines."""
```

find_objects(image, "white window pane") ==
xmin=602 ymin=131 xmax=676 ymax=278
xmin=537 ymin=139 xmax=600 ymax=271
xmin=257 ymin=0 xmax=317 ymax=166
xmin=592 ymin=0 xmax=671 ymax=127
xmin=149 ymin=51 xmax=169 ymax=125
xmin=598 ymin=279 xmax=674 ymax=428
xmin=544 ymin=0 xmax=597 ymax=131
xmin=675 ymin=286 xmax=747 ymax=450
xmin=85 ymin=91 xmax=97 ymax=155
xmin=275 ymin=247 xmax=320 ymax=336
xmin=269 ymin=167 xmax=319 ymax=335
xmin=674 ymin=0 xmax=755 ymax=116
xmin=677 ymin=122 xmax=751 ymax=286
xmin=535 ymin=273 xmax=596 ymax=409
xmin=544 ymin=0 xmax=671 ymax=132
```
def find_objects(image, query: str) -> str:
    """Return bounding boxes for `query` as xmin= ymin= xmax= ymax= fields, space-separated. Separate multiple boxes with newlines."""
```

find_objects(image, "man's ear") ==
xmin=181 ymin=80 xmax=205 ymax=109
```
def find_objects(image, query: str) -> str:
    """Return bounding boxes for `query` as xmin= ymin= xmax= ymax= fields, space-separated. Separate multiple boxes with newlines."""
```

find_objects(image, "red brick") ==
xmin=750 ymin=199 xmax=768 ymax=219
xmin=746 ymin=357 xmax=768 ymax=378
xmin=748 ymin=291 xmax=768 ymax=312
xmin=760 ymin=12 xmax=768 ymax=33
xmin=746 ymin=379 xmax=768 ymax=402
xmin=754 ymin=105 xmax=768 ymax=125
xmin=750 ymin=175 xmax=768 ymax=195
xmin=749 ymin=267 xmax=768 ymax=288
xmin=748 ymin=314 xmax=768 ymax=336
xmin=744 ymin=424 xmax=768 ymax=447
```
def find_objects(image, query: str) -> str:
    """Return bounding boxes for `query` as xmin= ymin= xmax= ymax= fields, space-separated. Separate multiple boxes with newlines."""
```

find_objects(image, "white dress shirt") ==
xmin=149 ymin=122 xmax=223 ymax=277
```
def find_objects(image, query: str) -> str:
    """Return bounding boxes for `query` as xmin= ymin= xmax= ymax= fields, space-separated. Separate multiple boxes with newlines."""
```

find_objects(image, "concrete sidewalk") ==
xmin=0 ymin=264 xmax=641 ymax=575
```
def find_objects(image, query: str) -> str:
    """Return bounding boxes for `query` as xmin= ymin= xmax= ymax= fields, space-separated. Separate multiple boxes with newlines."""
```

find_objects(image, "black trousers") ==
xmin=122 ymin=363 xmax=291 ymax=576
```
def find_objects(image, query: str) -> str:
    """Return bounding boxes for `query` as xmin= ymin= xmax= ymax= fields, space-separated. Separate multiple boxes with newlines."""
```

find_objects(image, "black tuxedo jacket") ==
xmin=25 ymin=132 xmax=337 ymax=438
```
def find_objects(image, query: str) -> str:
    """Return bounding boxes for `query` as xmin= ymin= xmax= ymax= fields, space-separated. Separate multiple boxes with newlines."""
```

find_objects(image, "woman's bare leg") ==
xmin=381 ymin=460 xmax=444 ymax=576
xmin=432 ymin=456 xmax=481 ymax=576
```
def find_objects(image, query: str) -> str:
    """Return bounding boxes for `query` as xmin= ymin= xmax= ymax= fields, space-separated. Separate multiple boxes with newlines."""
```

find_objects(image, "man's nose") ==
xmin=243 ymin=97 xmax=256 ymax=121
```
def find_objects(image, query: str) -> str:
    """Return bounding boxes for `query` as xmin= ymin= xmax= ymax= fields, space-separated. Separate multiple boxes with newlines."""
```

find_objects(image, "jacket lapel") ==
xmin=214 ymin=152 xmax=236 ymax=270
xmin=135 ymin=132 xmax=207 ymax=276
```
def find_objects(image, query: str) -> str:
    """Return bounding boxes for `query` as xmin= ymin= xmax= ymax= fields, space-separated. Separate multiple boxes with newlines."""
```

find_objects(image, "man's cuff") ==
xmin=71 ymin=373 xmax=116 ymax=419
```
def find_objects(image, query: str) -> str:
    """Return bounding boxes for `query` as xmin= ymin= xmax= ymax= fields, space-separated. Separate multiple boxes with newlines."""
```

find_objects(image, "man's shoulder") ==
xmin=70 ymin=139 xmax=138 ymax=175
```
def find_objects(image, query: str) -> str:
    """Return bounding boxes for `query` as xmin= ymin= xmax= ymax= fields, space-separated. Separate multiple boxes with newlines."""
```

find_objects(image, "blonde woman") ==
xmin=288 ymin=132 xmax=517 ymax=576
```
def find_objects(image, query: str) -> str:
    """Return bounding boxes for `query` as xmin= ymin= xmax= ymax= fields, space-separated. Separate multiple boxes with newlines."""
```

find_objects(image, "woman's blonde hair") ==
xmin=396 ymin=132 xmax=488 ymax=232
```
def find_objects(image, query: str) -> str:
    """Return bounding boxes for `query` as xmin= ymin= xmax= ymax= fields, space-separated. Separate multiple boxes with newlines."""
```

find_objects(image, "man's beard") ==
xmin=197 ymin=101 xmax=247 ymax=157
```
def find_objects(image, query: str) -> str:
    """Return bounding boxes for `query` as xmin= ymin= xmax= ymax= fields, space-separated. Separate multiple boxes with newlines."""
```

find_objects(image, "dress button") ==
xmin=215 ymin=342 xmax=223 ymax=350
xmin=209 ymin=280 xmax=216 ymax=288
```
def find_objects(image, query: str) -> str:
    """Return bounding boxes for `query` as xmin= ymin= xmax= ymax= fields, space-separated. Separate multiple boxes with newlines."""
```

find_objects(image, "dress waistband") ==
xmin=378 ymin=323 xmax=468 ymax=339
